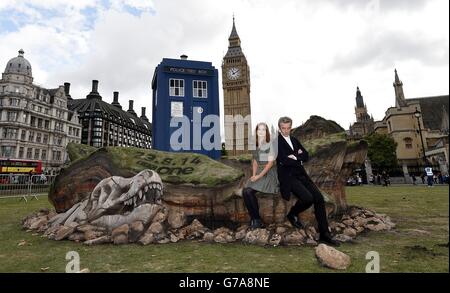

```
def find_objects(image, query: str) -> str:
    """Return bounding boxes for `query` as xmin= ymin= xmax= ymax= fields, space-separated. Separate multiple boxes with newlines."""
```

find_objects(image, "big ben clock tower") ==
xmin=222 ymin=17 xmax=252 ymax=156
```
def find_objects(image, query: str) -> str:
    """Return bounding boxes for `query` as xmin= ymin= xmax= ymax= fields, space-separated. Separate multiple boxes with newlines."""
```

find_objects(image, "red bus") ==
xmin=0 ymin=158 xmax=43 ymax=174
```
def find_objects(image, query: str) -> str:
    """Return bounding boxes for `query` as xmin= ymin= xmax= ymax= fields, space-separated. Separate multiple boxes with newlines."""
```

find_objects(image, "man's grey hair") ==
xmin=278 ymin=116 xmax=293 ymax=128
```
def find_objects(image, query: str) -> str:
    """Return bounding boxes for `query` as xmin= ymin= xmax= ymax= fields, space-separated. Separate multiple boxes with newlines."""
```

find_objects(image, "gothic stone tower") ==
xmin=349 ymin=86 xmax=374 ymax=137
xmin=222 ymin=17 xmax=252 ymax=156
xmin=394 ymin=68 xmax=407 ymax=108
xmin=355 ymin=86 xmax=372 ymax=124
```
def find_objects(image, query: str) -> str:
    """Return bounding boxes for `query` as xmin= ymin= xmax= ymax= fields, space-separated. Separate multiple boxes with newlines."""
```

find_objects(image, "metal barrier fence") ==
xmin=0 ymin=174 xmax=57 ymax=202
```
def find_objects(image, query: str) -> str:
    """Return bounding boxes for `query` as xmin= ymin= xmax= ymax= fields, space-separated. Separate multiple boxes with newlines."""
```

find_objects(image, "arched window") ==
xmin=404 ymin=137 xmax=413 ymax=149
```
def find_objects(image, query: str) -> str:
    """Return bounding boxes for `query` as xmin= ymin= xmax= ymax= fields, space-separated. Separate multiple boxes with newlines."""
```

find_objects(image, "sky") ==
xmin=0 ymin=0 xmax=448 ymax=132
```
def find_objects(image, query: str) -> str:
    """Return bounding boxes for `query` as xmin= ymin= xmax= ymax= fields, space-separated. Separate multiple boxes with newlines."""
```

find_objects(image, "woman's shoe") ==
xmin=287 ymin=213 xmax=304 ymax=229
xmin=250 ymin=219 xmax=265 ymax=229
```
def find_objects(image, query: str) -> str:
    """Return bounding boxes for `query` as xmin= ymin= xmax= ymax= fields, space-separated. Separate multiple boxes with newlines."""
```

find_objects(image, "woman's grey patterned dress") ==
xmin=244 ymin=141 xmax=279 ymax=194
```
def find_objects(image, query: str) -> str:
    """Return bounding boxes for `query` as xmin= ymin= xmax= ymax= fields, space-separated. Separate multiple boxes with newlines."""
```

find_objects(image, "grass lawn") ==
xmin=0 ymin=185 xmax=448 ymax=272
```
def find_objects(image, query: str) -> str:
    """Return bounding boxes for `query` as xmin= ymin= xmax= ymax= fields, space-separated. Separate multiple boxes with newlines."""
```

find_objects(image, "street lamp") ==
xmin=413 ymin=108 xmax=427 ymax=164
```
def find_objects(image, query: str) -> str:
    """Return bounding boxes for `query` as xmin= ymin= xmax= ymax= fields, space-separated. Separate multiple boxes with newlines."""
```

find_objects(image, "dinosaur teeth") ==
xmin=144 ymin=186 xmax=148 ymax=193
xmin=138 ymin=190 xmax=143 ymax=200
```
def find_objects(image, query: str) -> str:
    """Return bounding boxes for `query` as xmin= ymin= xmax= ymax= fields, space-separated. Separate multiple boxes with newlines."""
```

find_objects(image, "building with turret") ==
xmin=349 ymin=87 xmax=374 ymax=138
xmin=374 ymin=69 xmax=449 ymax=175
xmin=0 ymin=49 xmax=81 ymax=174
xmin=222 ymin=17 xmax=252 ymax=156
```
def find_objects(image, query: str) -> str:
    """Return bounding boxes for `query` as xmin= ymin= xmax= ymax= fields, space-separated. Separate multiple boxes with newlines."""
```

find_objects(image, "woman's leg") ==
xmin=242 ymin=187 xmax=260 ymax=220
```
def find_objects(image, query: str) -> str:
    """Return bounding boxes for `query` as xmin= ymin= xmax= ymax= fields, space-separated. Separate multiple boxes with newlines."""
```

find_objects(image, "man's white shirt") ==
xmin=282 ymin=134 xmax=297 ymax=161
xmin=282 ymin=135 xmax=294 ymax=150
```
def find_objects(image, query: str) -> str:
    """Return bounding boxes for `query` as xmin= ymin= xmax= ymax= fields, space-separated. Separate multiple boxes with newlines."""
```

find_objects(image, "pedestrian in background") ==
xmin=411 ymin=174 xmax=417 ymax=185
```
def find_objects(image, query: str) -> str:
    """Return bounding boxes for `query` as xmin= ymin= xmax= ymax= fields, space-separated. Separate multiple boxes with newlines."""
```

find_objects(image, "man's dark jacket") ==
xmin=276 ymin=132 xmax=310 ymax=201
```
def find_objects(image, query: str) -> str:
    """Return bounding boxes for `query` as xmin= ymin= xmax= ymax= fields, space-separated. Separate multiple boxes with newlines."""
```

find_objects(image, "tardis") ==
xmin=151 ymin=56 xmax=221 ymax=159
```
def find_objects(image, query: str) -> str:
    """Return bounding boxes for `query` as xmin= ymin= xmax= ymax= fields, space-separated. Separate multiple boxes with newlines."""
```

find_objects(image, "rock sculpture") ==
xmin=48 ymin=169 xmax=163 ymax=230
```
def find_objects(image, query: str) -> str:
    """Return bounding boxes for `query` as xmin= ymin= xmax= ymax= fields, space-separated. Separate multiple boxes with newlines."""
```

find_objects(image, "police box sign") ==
xmin=163 ymin=66 xmax=214 ymax=76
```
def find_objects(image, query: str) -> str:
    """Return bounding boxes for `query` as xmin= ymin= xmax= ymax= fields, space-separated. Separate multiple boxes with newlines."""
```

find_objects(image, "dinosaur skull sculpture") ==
xmin=87 ymin=169 xmax=163 ymax=221
xmin=49 ymin=169 xmax=164 ymax=229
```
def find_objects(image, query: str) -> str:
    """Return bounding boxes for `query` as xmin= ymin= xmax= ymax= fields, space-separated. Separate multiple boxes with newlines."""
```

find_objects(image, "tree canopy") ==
xmin=366 ymin=133 xmax=398 ymax=170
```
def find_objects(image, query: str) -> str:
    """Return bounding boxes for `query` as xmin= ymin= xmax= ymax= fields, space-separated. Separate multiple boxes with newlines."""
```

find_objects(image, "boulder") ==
xmin=169 ymin=232 xmax=180 ymax=243
xmin=234 ymin=229 xmax=247 ymax=241
xmin=343 ymin=227 xmax=357 ymax=238
xmin=283 ymin=230 xmax=306 ymax=245
xmin=167 ymin=209 xmax=186 ymax=229
xmin=268 ymin=233 xmax=282 ymax=246
xmin=214 ymin=233 xmax=234 ymax=243
xmin=138 ymin=232 xmax=155 ymax=245
xmin=68 ymin=232 xmax=85 ymax=242
xmin=244 ymin=229 xmax=270 ymax=246
xmin=203 ymin=232 xmax=215 ymax=242
xmin=29 ymin=216 xmax=48 ymax=230
xmin=153 ymin=210 xmax=168 ymax=223
xmin=315 ymin=243 xmax=351 ymax=270
xmin=148 ymin=222 xmax=164 ymax=235
xmin=129 ymin=221 xmax=145 ymax=242
xmin=111 ymin=224 xmax=129 ymax=245
xmin=84 ymin=230 xmax=105 ymax=241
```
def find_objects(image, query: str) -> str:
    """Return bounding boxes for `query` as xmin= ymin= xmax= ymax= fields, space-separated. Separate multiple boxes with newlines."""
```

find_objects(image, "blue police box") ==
xmin=151 ymin=56 xmax=221 ymax=159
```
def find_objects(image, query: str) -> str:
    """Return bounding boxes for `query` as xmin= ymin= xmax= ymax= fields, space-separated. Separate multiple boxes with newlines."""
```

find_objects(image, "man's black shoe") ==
xmin=319 ymin=233 xmax=340 ymax=247
xmin=250 ymin=219 xmax=265 ymax=229
xmin=287 ymin=213 xmax=304 ymax=229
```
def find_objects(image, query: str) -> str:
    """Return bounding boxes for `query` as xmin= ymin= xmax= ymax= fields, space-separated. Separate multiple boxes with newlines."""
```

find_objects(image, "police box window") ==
xmin=169 ymin=79 xmax=184 ymax=97
xmin=193 ymin=80 xmax=207 ymax=98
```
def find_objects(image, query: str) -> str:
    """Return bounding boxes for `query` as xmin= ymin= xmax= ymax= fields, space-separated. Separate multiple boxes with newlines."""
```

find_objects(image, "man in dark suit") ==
xmin=276 ymin=116 xmax=339 ymax=246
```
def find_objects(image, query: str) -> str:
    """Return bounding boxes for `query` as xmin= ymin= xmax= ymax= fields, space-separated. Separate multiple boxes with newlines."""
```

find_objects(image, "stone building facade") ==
xmin=374 ymin=69 xmax=449 ymax=175
xmin=0 ymin=49 xmax=81 ymax=174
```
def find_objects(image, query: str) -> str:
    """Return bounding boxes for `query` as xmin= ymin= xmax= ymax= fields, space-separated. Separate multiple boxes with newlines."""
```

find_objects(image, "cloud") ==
xmin=331 ymin=30 xmax=449 ymax=71
xmin=314 ymin=0 xmax=427 ymax=12
xmin=0 ymin=0 xmax=448 ymax=132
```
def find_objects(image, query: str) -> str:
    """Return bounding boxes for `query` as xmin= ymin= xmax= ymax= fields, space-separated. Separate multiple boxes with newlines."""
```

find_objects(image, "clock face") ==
xmin=227 ymin=67 xmax=241 ymax=80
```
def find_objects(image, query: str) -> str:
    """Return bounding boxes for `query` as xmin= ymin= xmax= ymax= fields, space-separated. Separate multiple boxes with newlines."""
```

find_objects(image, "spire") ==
xmin=393 ymin=68 xmax=407 ymax=108
xmin=225 ymin=16 xmax=244 ymax=58
xmin=356 ymin=86 xmax=365 ymax=108
xmin=229 ymin=14 xmax=239 ymax=40
xmin=394 ymin=68 xmax=400 ymax=83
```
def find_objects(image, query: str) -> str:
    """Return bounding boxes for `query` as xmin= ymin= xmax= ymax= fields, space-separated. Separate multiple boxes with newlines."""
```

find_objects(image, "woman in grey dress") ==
xmin=243 ymin=122 xmax=279 ymax=229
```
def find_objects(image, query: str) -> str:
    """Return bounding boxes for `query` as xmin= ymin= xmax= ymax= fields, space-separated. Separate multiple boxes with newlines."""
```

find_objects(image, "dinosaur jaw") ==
xmin=123 ymin=181 xmax=163 ymax=208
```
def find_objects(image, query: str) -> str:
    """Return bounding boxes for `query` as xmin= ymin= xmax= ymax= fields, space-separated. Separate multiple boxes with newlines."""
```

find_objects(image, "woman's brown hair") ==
xmin=255 ymin=122 xmax=271 ymax=148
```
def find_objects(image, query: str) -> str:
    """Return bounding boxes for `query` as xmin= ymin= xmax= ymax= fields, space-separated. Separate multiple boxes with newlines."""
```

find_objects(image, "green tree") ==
xmin=366 ymin=133 xmax=398 ymax=170
xmin=221 ymin=142 xmax=228 ymax=157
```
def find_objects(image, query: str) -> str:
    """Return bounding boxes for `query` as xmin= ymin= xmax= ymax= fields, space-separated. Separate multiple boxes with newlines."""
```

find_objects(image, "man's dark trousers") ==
xmin=289 ymin=174 xmax=329 ymax=235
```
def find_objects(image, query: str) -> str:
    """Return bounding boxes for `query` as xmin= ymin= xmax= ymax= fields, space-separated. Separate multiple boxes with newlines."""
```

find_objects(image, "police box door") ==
xmin=191 ymin=100 xmax=209 ymax=156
